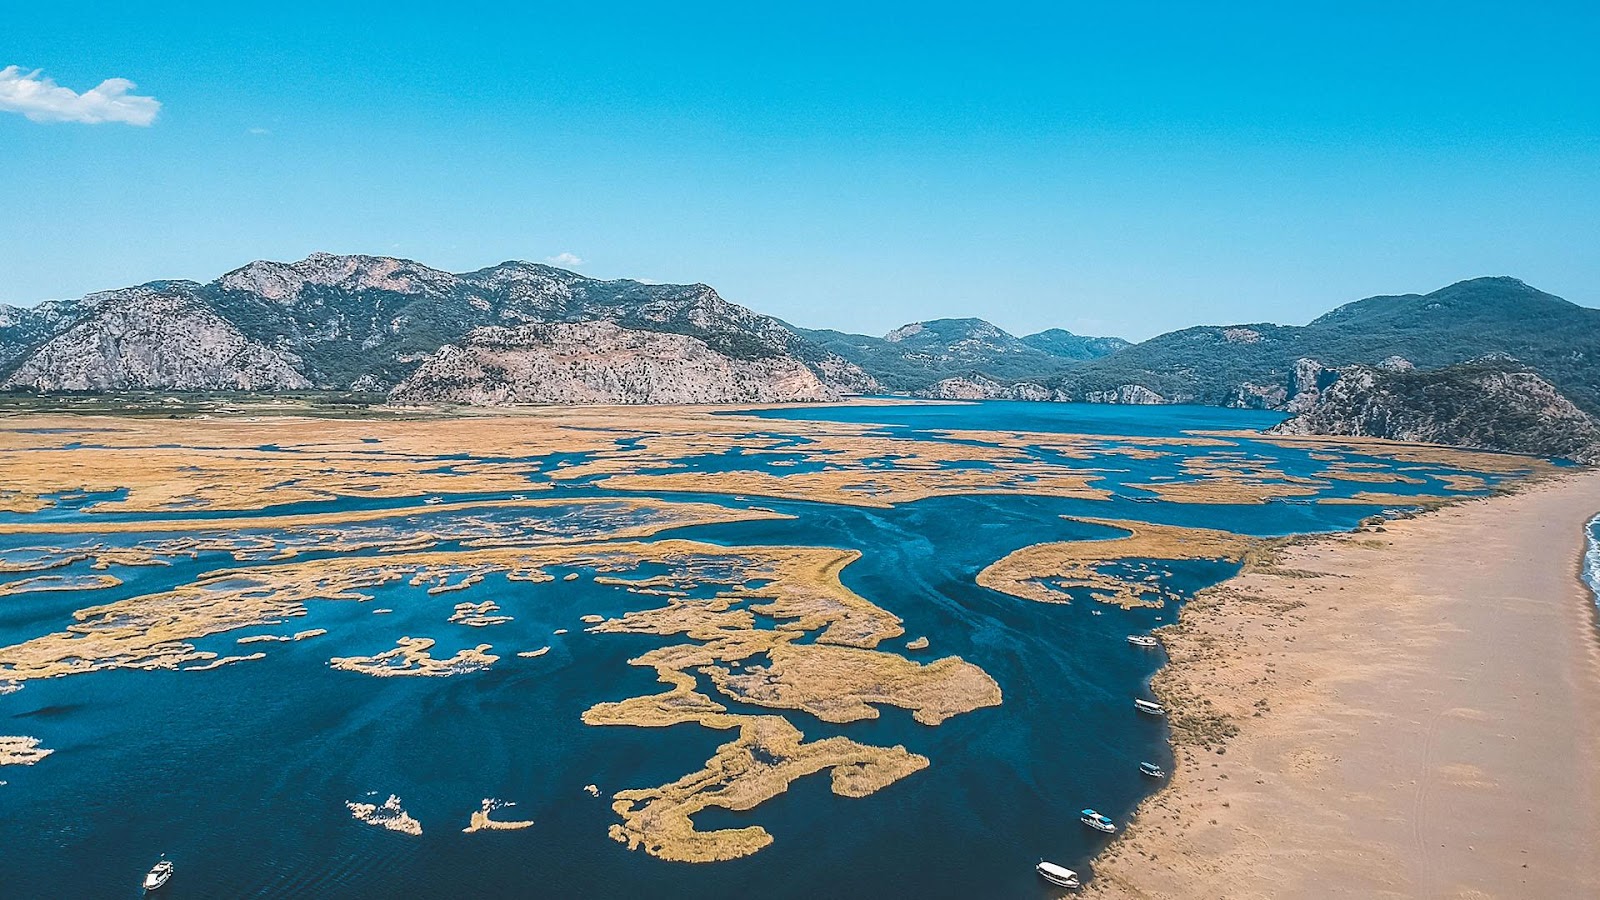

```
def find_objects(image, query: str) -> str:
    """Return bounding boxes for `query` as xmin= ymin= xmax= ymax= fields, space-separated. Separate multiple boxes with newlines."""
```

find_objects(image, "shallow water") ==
xmin=0 ymin=402 xmax=1519 ymax=898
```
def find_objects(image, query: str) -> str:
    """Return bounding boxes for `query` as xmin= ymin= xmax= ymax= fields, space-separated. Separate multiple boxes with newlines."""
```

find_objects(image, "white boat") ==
xmin=1126 ymin=634 xmax=1159 ymax=648
xmin=1134 ymin=698 xmax=1166 ymax=716
xmin=1036 ymin=860 xmax=1081 ymax=888
xmin=424 ymin=496 xmax=444 ymax=505
xmin=1080 ymin=809 xmax=1116 ymax=833
xmin=143 ymin=857 xmax=173 ymax=891
xmin=1139 ymin=761 xmax=1166 ymax=778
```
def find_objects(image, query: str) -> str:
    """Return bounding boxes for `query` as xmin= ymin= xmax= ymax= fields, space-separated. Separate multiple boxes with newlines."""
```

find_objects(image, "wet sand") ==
xmin=1088 ymin=469 xmax=1600 ymax=899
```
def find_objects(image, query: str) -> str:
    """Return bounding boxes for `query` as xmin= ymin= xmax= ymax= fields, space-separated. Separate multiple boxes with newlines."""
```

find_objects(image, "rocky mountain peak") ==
xmin=1019 ymin=328 xmax=1132 ymax=361
xmin=463 ymin=260 xmax=577 ymax=286
xmin=457 ymin=261 xmax=582 ymax=314
xmin=1309 ymin=275 xmax=1575 ymax=329
xmin=218 ymin=253 xmax=458 ymax=302
xmin=883 ymin=318 xmax=1014 ymax=345
xmin=794 ymin=315 xmax=1119 ymax=394
xmin=883 ymin=322 xmax=925 ymax=343
xmin=632 ymin=283 xmax=728 ymax=326
xmin=77 ymin=280 xmax=201 ymax=311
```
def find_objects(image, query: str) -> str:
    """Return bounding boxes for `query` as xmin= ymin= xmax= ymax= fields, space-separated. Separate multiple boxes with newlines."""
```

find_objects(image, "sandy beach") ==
xmin=1087 ymin=469 xmax=1600 ymax=899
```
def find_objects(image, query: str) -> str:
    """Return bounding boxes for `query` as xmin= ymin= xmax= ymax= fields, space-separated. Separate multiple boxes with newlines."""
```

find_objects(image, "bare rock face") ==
xmin=916 ymin=374 xmax=1058 ymax=402
xmin=1228 ymin=381 xmax=1289 ymax=409
xmin=390 ymin=321 xmax=839 ymax=405
xmin=883 ymin=322 xmax=925 ymax=343
xmin=1082 ymin=383 xmax=1167 ymax=405
xmin=1282 ymin=357 xmax=1335 ymax=415
xmin=0 ymin=305 xmax=52 ymax=369
xmin=1 ymin=286 xmax=309 ymax=392
xmin=1270 ymin=360 xmax=1600 ymax=464
xmin=806 ymin=354 xmax=880 ymax=395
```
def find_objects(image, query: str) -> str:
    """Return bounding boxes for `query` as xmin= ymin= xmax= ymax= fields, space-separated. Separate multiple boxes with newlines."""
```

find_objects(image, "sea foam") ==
xmin=1585 ymin=515 xmax=1600 ymax=611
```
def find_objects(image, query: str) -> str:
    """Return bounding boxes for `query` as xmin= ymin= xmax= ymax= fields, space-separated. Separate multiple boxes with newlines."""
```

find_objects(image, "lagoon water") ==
xmin=0 ymin=403 xmax=1511 ymax=898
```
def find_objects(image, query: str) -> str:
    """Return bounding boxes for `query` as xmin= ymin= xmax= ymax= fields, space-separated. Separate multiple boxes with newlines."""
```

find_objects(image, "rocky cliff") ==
xmin=1 ymin=285 xmax=309 ymax=392
xmin=390 ymin=321 xmax=838 ymax=405
xmin=914 ymin=374 xmax=1062 ymax=401
xmin=1270 ymin=360 xmax=1600 ymax=464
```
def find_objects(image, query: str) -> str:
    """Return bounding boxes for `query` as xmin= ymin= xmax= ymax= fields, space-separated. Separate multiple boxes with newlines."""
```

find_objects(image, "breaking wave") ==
xmin=1586 ymin=514 xmax=1600 ymax=612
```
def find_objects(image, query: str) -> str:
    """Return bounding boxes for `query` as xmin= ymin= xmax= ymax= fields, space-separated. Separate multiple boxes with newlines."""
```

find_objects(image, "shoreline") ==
xmin=1086 ymin=469 xmax=1600 ymax=898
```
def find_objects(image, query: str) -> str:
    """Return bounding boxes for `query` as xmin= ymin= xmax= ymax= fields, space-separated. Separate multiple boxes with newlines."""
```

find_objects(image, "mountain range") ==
xmin=1056 ymin=276 xmax=1600 ymax=415
xmin=0 ymin=254 xmax=878 ymax=400
xmin=0 ymin=253 xmax=1131 ymax=401
xmin=2 ymin=254 xmax=1597 ymax=459
xmin=794 ymin=318 xmax=1128 ymax=393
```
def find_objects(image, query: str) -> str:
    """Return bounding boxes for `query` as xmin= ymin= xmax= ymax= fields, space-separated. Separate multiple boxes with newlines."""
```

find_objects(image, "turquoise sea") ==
xmin=0 ymin=402 xmax=1518 ymax=898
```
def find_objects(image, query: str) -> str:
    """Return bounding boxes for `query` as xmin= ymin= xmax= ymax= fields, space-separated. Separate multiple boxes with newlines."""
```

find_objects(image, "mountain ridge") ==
xmin=1020 ymin=328 xmax=1132 ymax=361
xmin=4 ymin=262 xmax=1597 ymax=462
xmin=1053 ymin=276 xmax=1600 ymax=415
xmin=0 ymin=253 xmax=881 ymax=399
xmin=793 ymin=316 xmax=1125 ymax=392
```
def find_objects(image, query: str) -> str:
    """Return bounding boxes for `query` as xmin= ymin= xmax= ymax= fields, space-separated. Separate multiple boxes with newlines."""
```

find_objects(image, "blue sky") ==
xmin=3 ymin=2 xmax=1596 ymax=339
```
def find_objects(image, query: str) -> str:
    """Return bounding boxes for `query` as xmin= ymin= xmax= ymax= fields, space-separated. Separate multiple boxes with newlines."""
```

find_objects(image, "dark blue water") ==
xmin=0 ymin=402 xmax=1525 ymax=898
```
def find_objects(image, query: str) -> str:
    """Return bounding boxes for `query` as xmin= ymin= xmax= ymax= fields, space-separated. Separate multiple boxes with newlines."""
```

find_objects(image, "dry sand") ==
xmin=1087 ymin=470 xmax=1600 ymax=899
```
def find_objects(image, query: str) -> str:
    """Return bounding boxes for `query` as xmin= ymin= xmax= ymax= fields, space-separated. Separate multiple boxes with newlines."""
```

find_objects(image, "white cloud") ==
xmin=248 ymin=126 xmax=270 ymax=135
xmin=546 ymin=252 xmax=585 ymax=268
xmin=0 ymin=65 xmax=161 ymax=125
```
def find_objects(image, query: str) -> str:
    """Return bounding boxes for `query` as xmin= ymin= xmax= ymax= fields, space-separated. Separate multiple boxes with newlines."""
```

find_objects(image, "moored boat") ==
xmin=1126 ymin=634 xmax=1159 ymax=648
xmin=1080 ymin=809 xmax=1116 ymax=833
xmin=1139 ymin=761 xmax=1165 ymax=778
xmin=143 ymin=857 xmax=173 ymax=891
xmin=1134 ymin=698 xmax=1166 ymax=716
xmin=1036 ymin=860 xmax=1081 ymax=888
